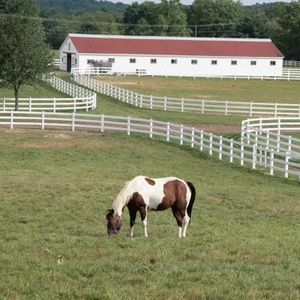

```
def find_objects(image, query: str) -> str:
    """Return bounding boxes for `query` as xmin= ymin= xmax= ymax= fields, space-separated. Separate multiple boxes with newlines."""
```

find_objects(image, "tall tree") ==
xmin=275 ymin=1 xmax=300 ymax=60
xmin=123 ymin=1 xmax=161 ymax=35
xmin=158 ymin=0 xmax=192 ymax=36
xmin=75 ymin=11 xmax=121 ymax=35
xmin=123 ymin=0 xmax=191 ymax=36
xmin=0 ymin=0 xmax=53 ymax=110
xmin=235 ymin=8 xmax=269 ymax=38
xmin=188 ymin=0 xmax=243 ymax=37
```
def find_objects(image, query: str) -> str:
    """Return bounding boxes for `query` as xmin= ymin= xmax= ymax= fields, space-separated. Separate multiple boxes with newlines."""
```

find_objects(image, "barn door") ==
xmin=67 ymin=53 xmax=72 ymax=72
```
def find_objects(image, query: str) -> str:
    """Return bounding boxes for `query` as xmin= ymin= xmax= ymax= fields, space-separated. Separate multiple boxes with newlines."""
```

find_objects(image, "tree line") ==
xmin=36 ymin=0 xmax=300 ymax=60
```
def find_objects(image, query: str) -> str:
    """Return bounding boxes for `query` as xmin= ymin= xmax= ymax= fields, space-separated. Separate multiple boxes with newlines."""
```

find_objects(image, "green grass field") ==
xmin=1 ymin=76 xmax=300 ymax=299
xmin=1 ymin=130 xmax=299 ymax=299
xmin=95 ymin=75 xmax=300 ymax=104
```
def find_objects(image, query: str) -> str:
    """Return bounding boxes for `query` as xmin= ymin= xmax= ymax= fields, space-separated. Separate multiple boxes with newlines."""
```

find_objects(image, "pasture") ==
xmin=95 ymin=75 xmax=300 ymax=104
xmin=1 ymin=77 xmax=300 ymax=299
xmin=1 ymin=129 xmax=300 ymax=299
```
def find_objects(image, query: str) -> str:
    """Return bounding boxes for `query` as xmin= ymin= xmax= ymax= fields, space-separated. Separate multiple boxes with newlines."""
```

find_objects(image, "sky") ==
xmin=111 ymin=0 xmax=292 ymax=6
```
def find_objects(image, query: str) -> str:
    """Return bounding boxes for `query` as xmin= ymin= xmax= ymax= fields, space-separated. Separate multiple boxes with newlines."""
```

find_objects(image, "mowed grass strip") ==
xmin=0 ymin=129 xmax=299 ymax=299
xmin=0 ymin=81 xmax=69 ymax=99
xmin=95 ymin=75 xmax=300 ymax=104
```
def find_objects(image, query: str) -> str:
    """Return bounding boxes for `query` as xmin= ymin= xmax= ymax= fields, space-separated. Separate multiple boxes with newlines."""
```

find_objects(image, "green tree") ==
xmin=275 ymin=1 xmax=300 ymax=60
xmin=75 ymin=11 xmax=121 ymax=35
xmin=0 ymin=0 xmax=53 ymax=111
xmin=123 ymin=1 xmax=160 ymax=35
xmin=235 ymin=8 xmax=269 ymax=38
xmin=188 ymin=0 xmax=243 ymax=37
xmin=158 ymin=0 xmax=192 ymax=36
xmin=123 ymin=0 xmax=191 ymax=36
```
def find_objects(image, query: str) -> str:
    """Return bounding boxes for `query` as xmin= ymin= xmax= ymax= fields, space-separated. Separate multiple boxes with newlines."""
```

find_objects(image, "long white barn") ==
xmin=59 ymin=34 xmax=284 ymax=77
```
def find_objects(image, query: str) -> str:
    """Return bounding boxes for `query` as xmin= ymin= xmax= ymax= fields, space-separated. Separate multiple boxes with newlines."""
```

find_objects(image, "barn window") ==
xmin=150 ymin=59 xmax=157 ymax=64
xmin=108 ymin=58 xmax=115 ymax=63
xmin=211 ymin=60 xmax=217 ymax=65
xmin=270 ymin=61 xmax=276 ymax=66
xmin=171 ymin=59 xmax=177 ymax=64
xmin=250 ymin=61 xmax=257 ymax=66
xmin=231 ymin=60 xmax=237 ymax=65
xmin=191 ymin=59 xmax=197 ymax=65
xmin=130 ymin=58 xmax=136 ymax=63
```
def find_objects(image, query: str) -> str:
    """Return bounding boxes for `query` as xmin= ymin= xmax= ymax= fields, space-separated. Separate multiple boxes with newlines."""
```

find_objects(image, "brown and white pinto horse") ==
xmin=106 ymin=176 xmax=196 ymax=238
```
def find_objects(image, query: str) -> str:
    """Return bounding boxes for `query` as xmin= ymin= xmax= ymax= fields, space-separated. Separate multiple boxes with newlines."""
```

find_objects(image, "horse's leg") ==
xmin=182 ymin=213 xmax=190 ymax=238
xmin=139 ymin=206 xmax=148 ymax=237
xmin=171 ymin=206 xmax=183 ymax=238
xmin=128 ymin=207 xmax=138 ymax=237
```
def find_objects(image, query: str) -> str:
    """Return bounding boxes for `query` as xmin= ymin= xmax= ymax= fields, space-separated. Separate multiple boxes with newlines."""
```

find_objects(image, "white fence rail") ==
xmin=72 ymin=67 xmax=300 ymax=81
xmin=242 ymin=118 xmax=300 ymax=158
xmin=0 ymin=76 xmax=96 ymax=112
xmin=283 ymin=60 xmax=300 ymax=68
xmin=75 ymin=75 xmax=300 ymax=118
xmin=0 ymin=111 xmax=299 ymax=180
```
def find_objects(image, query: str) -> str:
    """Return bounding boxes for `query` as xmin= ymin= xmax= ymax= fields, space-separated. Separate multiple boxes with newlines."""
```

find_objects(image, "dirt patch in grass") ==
xmin=193 ymin=124 xmax=241 ymax=133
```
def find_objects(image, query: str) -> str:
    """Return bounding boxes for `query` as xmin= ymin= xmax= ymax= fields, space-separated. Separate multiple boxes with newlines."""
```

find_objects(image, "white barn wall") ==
xmin=76 ymin=54 xmax=282 ymax=77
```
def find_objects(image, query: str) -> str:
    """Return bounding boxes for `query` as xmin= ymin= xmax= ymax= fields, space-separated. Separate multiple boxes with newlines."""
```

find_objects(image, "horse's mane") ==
xmin=112 ymin=181 xmax=132 ymax=213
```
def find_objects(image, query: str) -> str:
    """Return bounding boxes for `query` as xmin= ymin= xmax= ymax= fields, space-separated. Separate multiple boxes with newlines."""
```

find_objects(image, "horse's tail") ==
xmin=186 ymin=181 xmax=196 ymax=219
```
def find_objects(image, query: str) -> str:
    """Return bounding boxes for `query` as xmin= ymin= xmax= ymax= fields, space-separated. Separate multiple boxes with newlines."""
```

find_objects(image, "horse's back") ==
xmin=129 ymin=176 xmax=190 ymax=210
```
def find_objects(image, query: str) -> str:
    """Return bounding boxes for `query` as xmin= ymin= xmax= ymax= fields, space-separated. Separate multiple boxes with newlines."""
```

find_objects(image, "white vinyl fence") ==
xmin=283 ymin=60 xmax=300 ymax=68
xmin=0 ymin=111 xmax=299 ymax=181
xmin=72 ymin=67 xmax=300 ymax=81
xmin=75 ymin=74 xmax=300 ymax=118
xmin=0 ymin=76 xmax=96 ymax=112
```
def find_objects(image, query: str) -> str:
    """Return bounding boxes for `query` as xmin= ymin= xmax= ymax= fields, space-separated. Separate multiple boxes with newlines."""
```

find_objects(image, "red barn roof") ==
xmin=67 ymin=34 xmax=283 ymax=58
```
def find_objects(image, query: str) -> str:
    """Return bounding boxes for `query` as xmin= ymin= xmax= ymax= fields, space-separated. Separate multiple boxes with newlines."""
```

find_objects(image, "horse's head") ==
xmin=106 ymin=209 xmax=122 ymax=235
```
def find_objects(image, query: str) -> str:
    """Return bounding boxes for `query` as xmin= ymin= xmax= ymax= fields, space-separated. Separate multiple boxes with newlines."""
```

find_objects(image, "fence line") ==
xmin=0 ymin=111 xmax=299 ymax=181
xmin=72 ymin=67 xmax=300 ymax=81
xmin=241 ymin=117 xmax=300 ymax=158
xmin=283 ymin=60 xmax=300 ymax=68
xmin=0 ymin=75 xmax=97 ymax=112
xmin=75 ymin=74 xmax=300 ymax=118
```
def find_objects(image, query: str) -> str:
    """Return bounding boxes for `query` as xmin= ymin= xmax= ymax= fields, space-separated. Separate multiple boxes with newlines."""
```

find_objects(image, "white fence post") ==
xmin=241 ymin=142 xmax=244 ymax=166
xmin=10 ymin=110 xmax=14 ymax=129
xmin=200 ymin=130 xmax=203 ymax=151
xmin=230 ymin=139 xmax=233 ymax=163
xmin=167 ymin=122 xmax=170 ymax=142
xmin=100 ymin=114 xmax=104 ymax=133
xmin=150 ymin=119 xmax=153 ymax=138
xmin=219 ymin=137 xmax=223 ymax=160
xmin=285 ymin=153 xmax=289 ymax=178
xmin=252 ymin=146 xmax=256 ymax=169
xmin=127 ymin=116 xmax=131 ymax=135
xmin=29 ymin=97 xmax=32 ymax=112
xmin=270 ymin=149 xmax=274 ymax=175
xmin=53 ymin=98 xmax=56 ymax=113
xmin=209 ymin=133 xmax=213 ymax=155
xmin=191 ymin=127 xmax=195 ymax=148
xmin=180 ymin=125 xmax=184 ymax=145
xmin=42 ymin=111 xmax=45 ymax=130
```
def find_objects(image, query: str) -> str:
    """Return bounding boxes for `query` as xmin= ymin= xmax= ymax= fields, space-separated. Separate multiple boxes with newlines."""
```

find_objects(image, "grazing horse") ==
xmin=106 ymin=176 xmax=196 ymax=238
